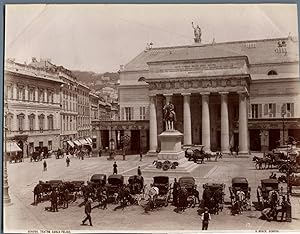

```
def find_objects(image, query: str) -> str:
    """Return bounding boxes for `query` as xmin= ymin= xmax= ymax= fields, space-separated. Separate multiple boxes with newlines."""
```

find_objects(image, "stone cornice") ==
xmin=147 ymin=55 xmax=250 ymax=66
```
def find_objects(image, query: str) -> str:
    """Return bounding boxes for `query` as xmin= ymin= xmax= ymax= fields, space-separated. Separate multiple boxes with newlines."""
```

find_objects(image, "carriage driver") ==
xmin=149 ymin=184 xmax=159 ymax=206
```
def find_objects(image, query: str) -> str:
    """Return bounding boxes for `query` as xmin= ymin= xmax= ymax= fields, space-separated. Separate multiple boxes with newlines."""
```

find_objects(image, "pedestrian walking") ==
xmin=201 ymin=207 xmax=211 ymax=230
xmin=82 ymin=198 xmax=93 ymax=226
xmin=172 ymin=178 xmax=179 ymax=206
xmin=50 ymin=188 xmax=58 ymax=212
xmin=113 ymin=161 xmax=118 ymax=174
xmin=43 ymin=160 xmax=47 ymax=171
xmin=137 ymin=166 xmax=142 ymax=176
xmin=98 ymin=148 xmax=102 ymax=157
xmin=139 ymin=151 xmax=143 ymax=161
xmin=123 ymin=149 xmax=126 ymax=161
xmin=66 ymin=156 xmax=70 ymax=167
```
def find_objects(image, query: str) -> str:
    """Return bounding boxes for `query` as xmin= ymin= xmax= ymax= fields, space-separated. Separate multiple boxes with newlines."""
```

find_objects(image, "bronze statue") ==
xmin=163 ymin=102 xmax=176 ymax=131
xmin=192 ymin=22 xmax=201 ymax=43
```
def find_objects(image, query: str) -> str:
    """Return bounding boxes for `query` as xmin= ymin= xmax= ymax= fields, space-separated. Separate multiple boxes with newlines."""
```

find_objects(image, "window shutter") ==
xmin=272 ymin=103 xmax=276 ymax=117
xmin=258 ymin=104 xmax=262 ymax=118
xmin=131 ymin=107 xmax=134 ymax=120
xmin=121 ymin=107 xmax=124 ymax=120
xmin=291 ymin=103 xmax=294 ymax=117
xmin=139 ymin=107 xmax=142 ymax=120
xmin=264 ymin=104 xmax=268 ymax=116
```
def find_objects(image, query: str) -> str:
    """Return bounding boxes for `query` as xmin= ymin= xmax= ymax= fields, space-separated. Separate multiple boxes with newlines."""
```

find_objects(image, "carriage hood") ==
xmin=153 ymin=176 xmax=169 ymax=184
xmin=90 ymin=174 xmax=107 ymax=183
xmin=179 ymin=177 xmax=195 ymax=187
xmin=108 ymin=175 xmax=124 ymax=185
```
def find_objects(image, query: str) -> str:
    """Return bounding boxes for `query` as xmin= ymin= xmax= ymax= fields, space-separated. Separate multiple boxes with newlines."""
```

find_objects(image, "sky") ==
xmin=5 ymin=4 xmax=299 ymax=73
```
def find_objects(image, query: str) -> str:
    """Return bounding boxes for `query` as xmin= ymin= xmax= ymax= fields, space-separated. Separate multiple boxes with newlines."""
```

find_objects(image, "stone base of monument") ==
xmin=143 ymin=130 xmax=199 ymax=177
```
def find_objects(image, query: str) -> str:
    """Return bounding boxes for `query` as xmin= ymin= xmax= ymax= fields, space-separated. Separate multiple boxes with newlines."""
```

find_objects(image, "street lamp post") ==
xmin=4 ymin=101 xmax=11 ymax=205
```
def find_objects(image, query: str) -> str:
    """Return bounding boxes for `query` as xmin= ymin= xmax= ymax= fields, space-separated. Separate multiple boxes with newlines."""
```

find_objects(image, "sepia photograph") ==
xmin=3 ymin=3 xmax=300 ymax=233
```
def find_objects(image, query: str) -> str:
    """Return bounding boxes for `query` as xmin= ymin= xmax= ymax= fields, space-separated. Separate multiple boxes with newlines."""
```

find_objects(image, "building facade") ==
xmin=5 ymin=58 xmax=114 ymax=157
xmin=77 ymin=83 xmax=91 ymax=139
xmin=118 ymin=36 xmax=300 ymax=155
xmin=4 ymin=60 xmax=62 ymax=157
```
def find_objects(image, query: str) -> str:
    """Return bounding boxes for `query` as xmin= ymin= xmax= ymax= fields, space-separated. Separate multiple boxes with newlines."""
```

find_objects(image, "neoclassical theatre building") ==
xmin=118 ymin=36 xmax=300 ymax=155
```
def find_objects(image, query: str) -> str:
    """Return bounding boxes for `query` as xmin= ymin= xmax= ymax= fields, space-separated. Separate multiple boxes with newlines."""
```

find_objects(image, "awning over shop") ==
xmin=73 ymin=140 xmax=82 ymax=146
xmin=67 ymin=141 xmax=75 ymax=148
xmin=79 ymin=139 xmax=89 ymax=145
xmin=86 ymin=137 xmax=93 ymax=144
xmin=6 ymin=142 xmax=22 ymax=153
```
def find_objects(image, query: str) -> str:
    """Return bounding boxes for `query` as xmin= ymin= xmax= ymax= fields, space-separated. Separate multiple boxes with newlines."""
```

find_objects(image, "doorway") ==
xmin=131 ymin=130 xmax=141 ymax=154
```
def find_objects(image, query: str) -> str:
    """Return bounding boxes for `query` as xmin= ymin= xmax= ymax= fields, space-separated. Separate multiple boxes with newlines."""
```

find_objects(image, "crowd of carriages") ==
xmin=8 ymin=151 xmax=23 ymax=163
xmin=30 ymin=147 xmax=51 ymax=162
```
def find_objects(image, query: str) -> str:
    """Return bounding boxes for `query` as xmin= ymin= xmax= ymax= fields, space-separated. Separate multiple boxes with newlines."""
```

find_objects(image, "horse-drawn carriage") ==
xmin=184 ymin=145 xmax=206 ymax=163
xmin=128 ymin=175 xmax=144 ymax=195
xmin=105 ymin=175 xmax=124 ymax=202
xmin=229 ymin=177 xmax=251 ymax=214
xmin=178 ymin=176 xmax=199 ymax=208
xmin=90 ymin=174 xmax=107 ymax=188
xmin=257 ymin=178 xmax=280 ymax=210
xmin=201 ymin=183 xmax=225 ymax=214
xmin=152 ymin=176 xmax=171 ymax=207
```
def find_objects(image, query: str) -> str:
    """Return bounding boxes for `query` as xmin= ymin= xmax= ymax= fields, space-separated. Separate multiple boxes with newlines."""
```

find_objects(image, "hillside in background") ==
xmin=72 ymin=70 xmax=119 ymax=91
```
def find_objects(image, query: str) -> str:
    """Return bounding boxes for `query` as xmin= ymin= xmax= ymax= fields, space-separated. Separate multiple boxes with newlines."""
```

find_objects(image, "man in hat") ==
xmin=201 ymin=207 xmax=211 ymax=230
xmin=137 ymin=166 xmax=142 ymax=176
xmin=113 ymin=161 xmax=118 ymax=174
xmin=82 ymin=198 xmax=93 ymax=226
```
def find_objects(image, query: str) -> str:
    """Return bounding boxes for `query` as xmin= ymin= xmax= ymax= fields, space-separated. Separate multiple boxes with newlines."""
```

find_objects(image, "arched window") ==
xmin=47 ymin=114 xmax=54 ymax=130
xmin=38 ymin=114 xmax=45 ymax=131
xmin=138 ymin=77 xmax=146 ymax=82
xmin=268 ymin=70 xmax=278 ymax=76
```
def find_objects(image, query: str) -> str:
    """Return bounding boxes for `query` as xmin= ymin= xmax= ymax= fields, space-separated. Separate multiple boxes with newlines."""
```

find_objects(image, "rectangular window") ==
xmin=268 ymin=103 xmax=276 ymax=118
xmin=48 ymin=141 xmax=52 ymax=150
xmin=17 ymin=86 xmax=25 ymax=101
xmin=29 ymin=88 xmax=35 ymax=101
xmin=251 ymin=104 xmax=259 ymax=119
xmin=39 ymin=89 xmax=44 ymax=102
xmin=285 ymin=103 xmax=294 ymax=117
xmin=140 ymin=106 xmax=146 ymax=120
xmin=48 ymin=116 xmax=54 ymax=130
xmin=17 ymin=114 xmax=24 ymax=131
xmin=39 ymin=115 xmax=44 ymax=131
xmin=5 ymin=115 xmax=13 ymax=131
xmin=29 ymin=116 xmax=35 ymax=131
xmin=125 ymin=107 xmax=131 ymax=120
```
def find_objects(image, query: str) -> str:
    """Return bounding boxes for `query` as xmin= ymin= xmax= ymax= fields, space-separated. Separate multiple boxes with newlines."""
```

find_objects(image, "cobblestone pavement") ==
xmin=4 ymin=154 xmax=300 ymax=232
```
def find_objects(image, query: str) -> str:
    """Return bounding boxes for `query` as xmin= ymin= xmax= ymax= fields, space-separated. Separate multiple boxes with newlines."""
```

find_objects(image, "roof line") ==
xmin=148 ymin=36 xmax=296 ymax=51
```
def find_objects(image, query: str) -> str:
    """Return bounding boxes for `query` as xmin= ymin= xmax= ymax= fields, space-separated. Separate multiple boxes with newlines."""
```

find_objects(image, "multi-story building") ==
xmin=118 ymin=36 xmax=300 ymax=155
xmin=4 ymin=59 xmax=62 ymax=157
xmin=30 ymin=59 xmax=79 ymax=148
xmin=77 ymin=82 xmax=91 ymax=139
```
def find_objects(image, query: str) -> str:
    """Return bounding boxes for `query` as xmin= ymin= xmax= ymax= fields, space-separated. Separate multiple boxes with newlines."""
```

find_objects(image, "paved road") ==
xmin=4 ymin=154 xmax=300 ymax=232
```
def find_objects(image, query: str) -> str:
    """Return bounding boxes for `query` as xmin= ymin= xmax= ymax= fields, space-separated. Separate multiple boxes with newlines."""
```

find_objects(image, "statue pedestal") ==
xmin=158 ymin=130 xmax=184 ymax=160
xmin=143 ymin=130 xmax=198 ymax=177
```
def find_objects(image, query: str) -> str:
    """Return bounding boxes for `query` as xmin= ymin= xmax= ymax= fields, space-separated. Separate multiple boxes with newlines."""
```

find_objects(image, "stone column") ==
xmin=148 ymin=95 xmax=158 ymax=154
xmin=238 ymin=91 xmax=249 ymax=154
xmin=220 ymin=92 xmax=230 ymax=153
xmin=201 ymin=92 xmax=211 ymax=152
xmin=182 ymin=93 xmax=192 ymax=145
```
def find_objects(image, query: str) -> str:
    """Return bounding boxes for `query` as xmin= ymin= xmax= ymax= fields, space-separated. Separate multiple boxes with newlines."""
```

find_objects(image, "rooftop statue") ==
xmin=163 ymin=102 xmax=176 ymax=131
xmin=192 ymin=22 xmax=201 ymax=43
